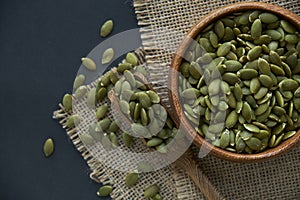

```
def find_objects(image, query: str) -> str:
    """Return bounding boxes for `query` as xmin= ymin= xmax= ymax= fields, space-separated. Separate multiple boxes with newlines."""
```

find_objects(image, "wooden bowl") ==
xmin=169 ymin=2 xmax=300 ymax=162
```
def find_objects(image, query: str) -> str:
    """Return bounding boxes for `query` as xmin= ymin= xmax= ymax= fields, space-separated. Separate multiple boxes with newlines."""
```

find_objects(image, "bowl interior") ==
xmin=169 ymin=2 xmax=300 ymax=162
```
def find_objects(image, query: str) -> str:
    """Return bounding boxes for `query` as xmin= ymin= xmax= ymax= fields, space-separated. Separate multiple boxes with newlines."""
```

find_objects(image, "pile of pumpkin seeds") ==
xmin=179 ymin=10 xmax=300 ymax=153
xmin=62 ymin=50 xmax=166 ymax=198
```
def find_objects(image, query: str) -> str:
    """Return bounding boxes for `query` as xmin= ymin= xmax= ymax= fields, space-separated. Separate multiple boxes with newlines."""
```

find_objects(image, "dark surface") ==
xmin=0 ymin=0 xmax=139 ymax=199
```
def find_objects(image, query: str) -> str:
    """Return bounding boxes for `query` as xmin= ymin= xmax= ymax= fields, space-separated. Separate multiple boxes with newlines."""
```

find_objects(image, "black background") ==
xmin=0 ymin=0 xmax=139 ymax=199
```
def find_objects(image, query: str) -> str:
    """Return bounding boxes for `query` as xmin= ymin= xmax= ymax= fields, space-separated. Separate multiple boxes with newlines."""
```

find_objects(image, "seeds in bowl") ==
xmin=179 ymin=10 xmax=300 ymax=154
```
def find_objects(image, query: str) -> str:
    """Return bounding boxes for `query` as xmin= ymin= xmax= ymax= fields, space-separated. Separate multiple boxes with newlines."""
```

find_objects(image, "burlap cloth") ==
xmin=53 ymin=0 xmax=300 ymax=199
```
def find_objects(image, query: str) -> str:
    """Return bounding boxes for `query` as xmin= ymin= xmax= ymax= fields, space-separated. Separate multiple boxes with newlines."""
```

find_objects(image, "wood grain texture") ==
xmin=169 ymin=2 xmax=300 ymax=163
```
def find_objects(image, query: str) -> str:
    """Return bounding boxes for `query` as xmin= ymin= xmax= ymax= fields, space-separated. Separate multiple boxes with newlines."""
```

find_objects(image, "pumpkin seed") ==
xmin=43 ymin=138 xmax=54 ymax=157
xmin=100 ymin=20 xmax=113 ymax=37
xmin=74 ymin=85 xmax=87 ymax=99
xmin=279 ymin=79 xmax=299 ymax=91
xmin=283 ymin=130 xmax=296 ymax=140
xmin=238 ymin=68 xmax=258 ymax=79
xmin=144 ymin=184 xmax=160 ymax=198
xmin=222 ymin=73 xmax=240 ymax=84
xmin=217 ymin=42 xmax=231 ymax=57
xmin=147 ymin=137 xmax=163 ymax=147
xmin=97 ymin=118 xmax=111 ymax=132
xmin=254 ymin=87 xmax=268 ymax=100
xmin=73 ymin=74 xmax=85 ymax=89
xmin=273 ymin=134 xmax=284 ymax=147
xmin=244 ymin=124 xmax=260 ymax=133
xmin=66 ymin=114 xmax=81 ymax=128
xmin=126 ymin=52 xmax=138 ymax=66
xmin=81 ymin=57 xmax=96 ymax=71
xmin=251 ymin=19 xmax=262 ymax=39
xmin=246 ymin=137 xmax=262 ymax=150
xmin=86 ymin=88 xmax=96 ymax=108
xmin=220 ymin=129 xmax=230 ymax=149
xmin=97 ymin=185 xmax=113 ymax=197
xmin=62 ymin=94 xmax=72 ymax=112
xmin=122 ymin=132 xmax=134 ymax=147
xmin=247 ymin=46 xmax=262 ymax=61
xmin=117 ymin=63 xmax=133 ymax=73
xmin=259 ymin=13 xmax=278 ymax=24
xmin=259 ymin=75 xmax=273 ymax=88
xmin=124 ymin=70 xmax=136 ymax=88
xmin=125 ymin=172 xmax=139 ymax=187
xmin=102 ymin=48 xmax=114 ymax=64
xmin=108 ymin=121 xmax=120 ymax=133
xmin=96 ymin=104 xmax=108 ymax=120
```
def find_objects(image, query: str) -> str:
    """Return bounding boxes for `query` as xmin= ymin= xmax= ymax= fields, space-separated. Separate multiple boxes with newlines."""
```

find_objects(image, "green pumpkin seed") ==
xmin=255 ymin=101 xmax=270 ymax=115
xmin=199 ymin=38 xmax=214 ymax=52
xmin=86 ymin=88 xmax=96 ymax=108
xmin=236 ymin=138 xmax=246 ymax=152
xmin=244 ymin=124 xmax=260 ymax=133
xmin=259 ymin=13 xmax=278 ymax=24
xmin=280 ymin=20 xmax=296 ymax=34
xmin=279 ymin=79 xmax=299 ymax=91
xmin=245 ymin=137 xmax=262 ymax=150
xmin=254 ymin=87 xmax=268 ymax=100
xmin=123 ymin=70 xmax=136 ymax=88
xmin=131 ymin=123 xmax=149 ymax=137
xmin=247 ymin=46 xmax=262 ymax=61
xmin=182 ymin=88 xmax=200 ymax=99
xmin=108 ymin=121 xmax=120 ymax=133
xmin=283 ymin=131 xmax=297 ymax=140
xmin=147 ymin=137 xmax=163 ymax=147
xmin=66 ymin=114 xmax=81 ymax=128
xmin=223 ymin=27 xmax=235 ymax=42
xmin=96 ymin=87 xmax=107 ymax=102
xmin=81 ymin=57 xmax=96 ymax=71
xmin=217 ymin=42 xmax=231 ymax=57
xmin=273 ymin=106 xmax=286 ymax=116
xmin=73 ymin=74 xmax=85 ymax=89
xmin=109 ymin=132 xmax=118 ymax=147
xmin=97 ymin=185 xmax=113 ymax=197
xmin=74 ymin=85 xmax=87 ymax=99
xmin=242 ymin=102 xmax=252 ymax=123
xmin=273 ymin=123 xmax=286 ymax=135
xmin=125 ymin=172 xmax=139 ymax=187
xmin=100 ymin=20 xmax=113 ymax=37
xmin=273 ymin=134 xmax=284 ymax=147
xmin=226 ymin=111 xmax=238 ymax=128
xmin=264 ymin=30 xmax=282 ymax=40
xmin=96 ymin=104 xmax=108 ymax=120
xmin=238 ymin=68 xmax=258 ymax=80
xmin=146 ymin=91 xmax=160 ymax=103
xmin=220 ymin=129 xmax=230 ymax=149
xmin=251 ymin=19 xmax=262 ymax=39
xmin=224 ymin=60 xmax=242 ymax=72
xmin=269 ymin=50 xmax=282 ymax=66
xmin=119 ymin=99 xmax=130 ymax=115
xmin=43 ymin=138 xmax=54 ymax=157
xmin=122 ymin=132 xmax=134 ymax=147
xmin=214 ymin=20 xmax=225 ymax=39
xmin=249 ymin=10 xmax=260 ymax=22
xmin=138 ymin=92 xmax=152 ymax=108
xmin=62 ymin=94 xmax=72 ymax=112
xmin=258 ymin=75 xmax=273 ymax=88
xmin=285 ymin=34 xmax=299 ymax=44
xmin=144 ymin=184 xmax=160 ymax=198
xmin=97 ymin=118 xmax=111 ymax=132
xmin=258 ymin=58 xmax=271 ymax=75
xmin=102 ymin=48 xmax=114 ymax=64
xmin=209 ymin=32 xmax=219 ymax=48
xmin=240 ymin=130 xmax=253 ymax=141
xmin=270 ymin=64 xmax=285 ymax=76
xmin=140 ymin=108 xmax=149 ymax=126
xmin=189 ymin=62 xmax=202 ymax=79
xmin=126 ymin=52 xmax=138 ymax=66
xmin=117 ymin=63 xmax=133 ymax=73
xmin=222 ymin=72 xmax=240 ymax=85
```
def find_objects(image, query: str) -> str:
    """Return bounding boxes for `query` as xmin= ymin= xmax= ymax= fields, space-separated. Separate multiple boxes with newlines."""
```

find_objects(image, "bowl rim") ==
xmin=169 ymin=2 xmax=300 ymax=162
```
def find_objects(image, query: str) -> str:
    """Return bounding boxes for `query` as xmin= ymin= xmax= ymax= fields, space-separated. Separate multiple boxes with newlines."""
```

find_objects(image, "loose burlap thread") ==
xmin=54 ymin=1 xmax=300 ymax=199
xmin=133 ymin=0 xmax=300 ymax=199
